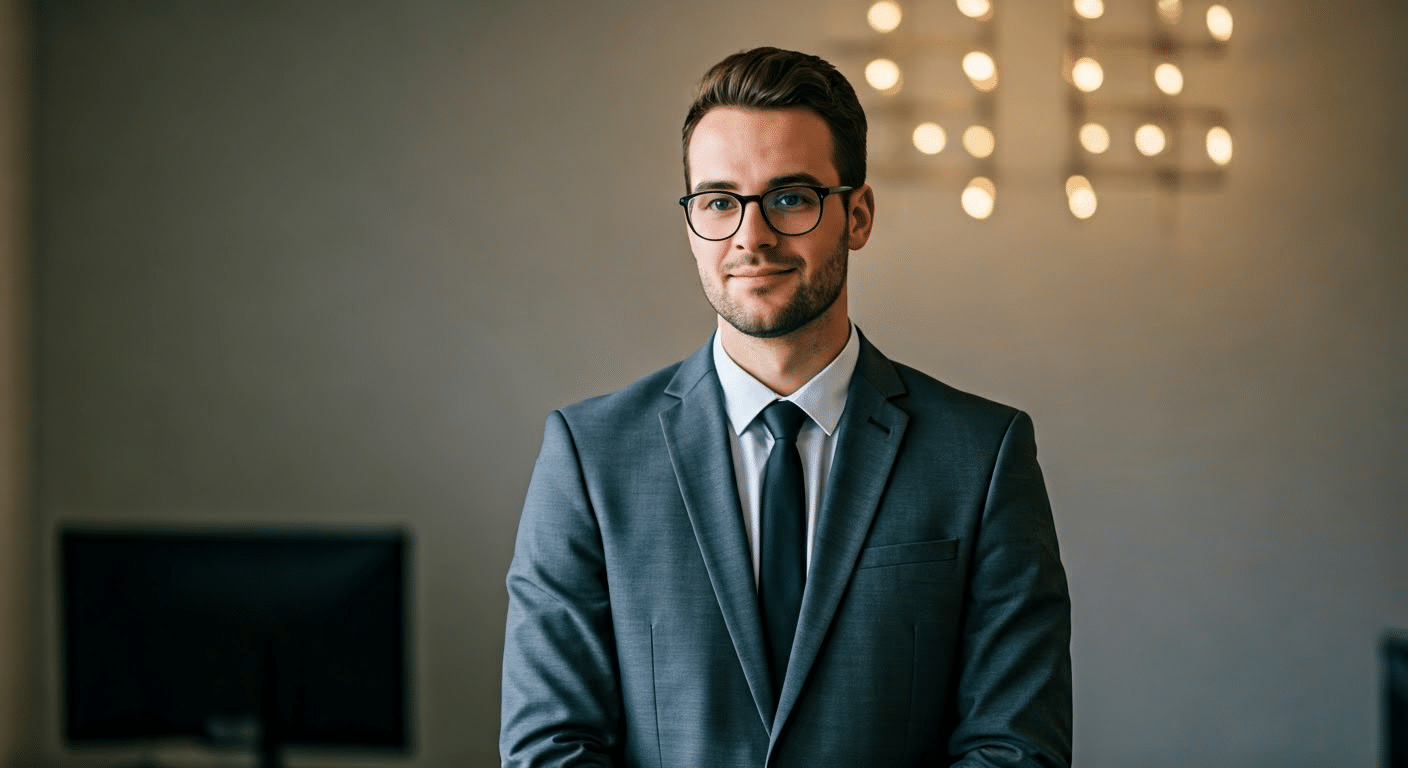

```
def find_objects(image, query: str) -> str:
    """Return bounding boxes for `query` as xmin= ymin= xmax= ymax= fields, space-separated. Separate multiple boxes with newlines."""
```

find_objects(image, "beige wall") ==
xmin=0 ymin=0 xmax=26 ymax=763
xmin=27 ymin=1 xmax=1408 ymax=766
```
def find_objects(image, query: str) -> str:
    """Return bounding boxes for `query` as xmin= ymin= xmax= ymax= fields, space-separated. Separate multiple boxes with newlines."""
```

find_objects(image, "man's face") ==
xmin=684 ymin=106 xmax=872 ymax=339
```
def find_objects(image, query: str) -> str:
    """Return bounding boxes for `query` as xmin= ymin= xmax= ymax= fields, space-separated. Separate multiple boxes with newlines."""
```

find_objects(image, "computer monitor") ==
xmin=60 ymin=527 xmax=411 ymax=768
xmin=1389 ymin=632 xmax=1408 ymax=768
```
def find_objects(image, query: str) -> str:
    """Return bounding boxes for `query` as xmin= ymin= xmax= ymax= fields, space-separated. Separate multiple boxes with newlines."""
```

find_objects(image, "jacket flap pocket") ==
xmin=856 ymin=537 xmax=959 ymax=569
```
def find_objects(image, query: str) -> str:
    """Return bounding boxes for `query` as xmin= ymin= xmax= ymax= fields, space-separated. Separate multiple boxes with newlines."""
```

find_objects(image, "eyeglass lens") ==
xmin=685 ymin=186 xmax=826 ymax=240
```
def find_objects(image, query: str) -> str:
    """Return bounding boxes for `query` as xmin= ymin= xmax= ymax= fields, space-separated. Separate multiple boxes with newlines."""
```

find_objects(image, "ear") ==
xmin=845 ymin=184 xmax=875 ymax=250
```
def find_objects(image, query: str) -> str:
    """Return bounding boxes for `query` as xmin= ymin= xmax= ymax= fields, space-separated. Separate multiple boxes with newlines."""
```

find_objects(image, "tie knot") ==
xmin=761 ymin=400 xmax=808 ymax=442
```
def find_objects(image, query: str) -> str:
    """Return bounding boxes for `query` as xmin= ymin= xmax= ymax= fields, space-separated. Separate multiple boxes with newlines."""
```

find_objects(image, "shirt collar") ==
xmin=712 ymin=324 xmax=860 ymax=437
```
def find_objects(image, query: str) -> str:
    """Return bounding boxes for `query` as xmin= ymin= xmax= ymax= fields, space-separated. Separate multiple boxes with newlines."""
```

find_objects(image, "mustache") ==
xmin=720 ymin=254 xmax=803 ymax=273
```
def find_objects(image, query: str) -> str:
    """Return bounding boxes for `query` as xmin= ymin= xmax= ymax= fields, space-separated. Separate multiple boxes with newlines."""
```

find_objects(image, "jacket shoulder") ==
xmin=885 ymin=358 xmax=1027 ymax=436
xmin=554 ymin=358 xmax=688 ymax=433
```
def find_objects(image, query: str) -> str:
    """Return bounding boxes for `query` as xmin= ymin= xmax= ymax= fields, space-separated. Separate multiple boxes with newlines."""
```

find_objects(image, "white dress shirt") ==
xmin=711 ymin=325 xmax=860 ymax=585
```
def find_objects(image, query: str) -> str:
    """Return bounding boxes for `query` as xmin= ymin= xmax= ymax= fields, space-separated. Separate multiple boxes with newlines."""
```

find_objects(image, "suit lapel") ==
xmin=660 ymin=340 xmax=777 ymax=728
xmin=770 ymin=336 xmax=910 ymax=742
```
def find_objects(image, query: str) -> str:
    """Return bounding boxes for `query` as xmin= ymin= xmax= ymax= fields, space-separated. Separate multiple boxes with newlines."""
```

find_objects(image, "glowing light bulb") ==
xmin=913 ymin=122 xmax=947 ymax=155
xmin=1154 ymin=62 xmax=1184 ymax=95
xmin=962 ymin=51 xmax=998 ymax=91
xmin=962 ymin=177 xmax=996 ymax=220
xmin=1207 ymin=5 xmax=1233 ymax=41
xmin=1079 ymin=123 xmax=1110 ymax=154
xmin=868 ymin=1 xmax=903 ymax=33
xmin=1072 ymin=57 xmax=1104 ymax=92
xmin=1206 ymin=126 xmax=1233 ymax=165
xmin=962 ymin=125 xmax=996 ymax=158
xmin=956 ymin=0 xmax=992 ymax=20
xmin=1135 ymin=124 xmax=1167 ymax=156
xmin=1073 ymin=0 xmax=1104 ymax=20
xmin=963 ymin=51 xmax=996 ymax=82
xmin=1157 ymin=0 xmax=1182 ymax=24
xmin=1066 ymin=175 xmax=1097 ymax=219
xmin=865 ymin=58 xmax=902 ymax=92
xmin=1065 ymin=174 xmax=1090 ymax=197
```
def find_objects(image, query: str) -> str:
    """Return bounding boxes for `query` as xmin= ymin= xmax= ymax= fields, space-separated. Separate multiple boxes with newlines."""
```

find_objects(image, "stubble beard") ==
xmin=702 ymin=234 xmax=848 ymax=340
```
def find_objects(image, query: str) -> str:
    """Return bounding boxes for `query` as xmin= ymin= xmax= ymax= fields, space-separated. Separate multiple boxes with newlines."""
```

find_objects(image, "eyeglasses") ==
xmin=678 ymin=185 xmax=852 ymax=241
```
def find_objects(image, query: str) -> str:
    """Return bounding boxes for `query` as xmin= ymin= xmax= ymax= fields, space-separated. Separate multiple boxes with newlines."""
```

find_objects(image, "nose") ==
xmin=732 ymin=199 xmax=778 ymax=251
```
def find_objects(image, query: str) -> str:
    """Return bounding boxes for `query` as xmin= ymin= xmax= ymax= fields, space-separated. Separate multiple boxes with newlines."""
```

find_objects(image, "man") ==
xmin=501 ymin=47 xmax=1071 ymax=767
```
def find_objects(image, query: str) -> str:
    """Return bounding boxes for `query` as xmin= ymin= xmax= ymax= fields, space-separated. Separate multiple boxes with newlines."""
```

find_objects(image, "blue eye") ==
xmin=703 ymin=196 xmax=737 ymax=212
xmin=766 ymin=188 xmax=820 ymax=212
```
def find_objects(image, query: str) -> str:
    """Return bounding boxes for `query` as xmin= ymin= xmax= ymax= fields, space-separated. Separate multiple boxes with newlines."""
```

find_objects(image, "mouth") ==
xmin=728 ymin=267 xmax=796 ymax=280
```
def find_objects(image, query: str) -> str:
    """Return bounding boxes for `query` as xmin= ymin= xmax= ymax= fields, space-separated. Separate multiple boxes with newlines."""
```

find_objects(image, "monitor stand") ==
xmin=257 ymin=635 xmax=285 ymax=768
xmin=206 ymin=636 xmax=286 ymax=768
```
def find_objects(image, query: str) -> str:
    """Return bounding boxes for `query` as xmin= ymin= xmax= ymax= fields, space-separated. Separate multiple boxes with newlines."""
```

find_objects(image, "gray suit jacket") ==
xmin=501 ymin=333 xmax=1071 ymax=767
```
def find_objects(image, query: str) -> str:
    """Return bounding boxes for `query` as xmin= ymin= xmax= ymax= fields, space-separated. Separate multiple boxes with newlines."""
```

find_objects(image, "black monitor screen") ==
xmin=1390 ymin=632 xmax=1408 ymax=768
xmin=60 ymin=527 xmax=410 ymax=760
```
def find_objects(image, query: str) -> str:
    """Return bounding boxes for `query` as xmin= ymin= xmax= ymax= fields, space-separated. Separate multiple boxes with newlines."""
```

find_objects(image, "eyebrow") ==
xmin=691 ymin=172 xmax=829 ymax=194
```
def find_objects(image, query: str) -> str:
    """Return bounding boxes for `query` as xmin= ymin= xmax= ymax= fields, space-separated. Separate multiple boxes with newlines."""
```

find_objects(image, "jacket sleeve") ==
xmin=949 ymin=410 xmax=1073 ymax=768
xmin=501 ymin=410 xmax=622 ymax=768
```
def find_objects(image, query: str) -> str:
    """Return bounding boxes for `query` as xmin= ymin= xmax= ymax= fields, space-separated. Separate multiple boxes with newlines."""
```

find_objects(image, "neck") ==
xmin=717 ymin=301 xmax=851 ymax=397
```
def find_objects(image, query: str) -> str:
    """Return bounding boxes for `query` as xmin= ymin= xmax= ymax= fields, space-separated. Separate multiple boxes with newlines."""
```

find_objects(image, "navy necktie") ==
xmin=759 ymin=400 xmax=808 ymax=702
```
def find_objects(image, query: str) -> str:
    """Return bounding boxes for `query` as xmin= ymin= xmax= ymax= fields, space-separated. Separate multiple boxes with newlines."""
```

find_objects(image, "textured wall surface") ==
xmin=28 ymin=1 xmax=1408 ymax=766
xmin=0 ymin=0 xmax=28 ymax=763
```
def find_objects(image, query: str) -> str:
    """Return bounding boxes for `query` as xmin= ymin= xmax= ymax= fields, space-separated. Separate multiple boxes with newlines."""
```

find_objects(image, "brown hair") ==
xmin=682 ymin=47 xmax=867 ymax=190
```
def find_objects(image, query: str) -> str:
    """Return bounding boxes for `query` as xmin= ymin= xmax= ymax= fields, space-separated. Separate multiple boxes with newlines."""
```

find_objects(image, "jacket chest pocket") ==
xmin=845 ymin=538 xmax=963 ymax=624
xmin=855 ymin=537 xmax=959 ymax=569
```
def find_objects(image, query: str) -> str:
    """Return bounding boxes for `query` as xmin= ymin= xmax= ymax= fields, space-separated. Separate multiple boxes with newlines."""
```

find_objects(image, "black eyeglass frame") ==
xmin=678 ymin=185 xmax=853 ymax=241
